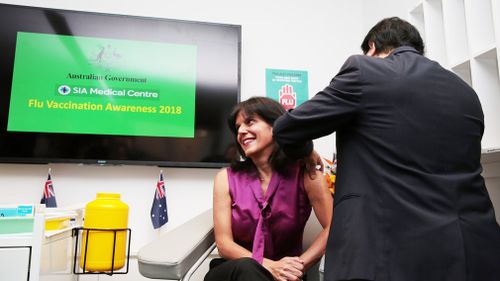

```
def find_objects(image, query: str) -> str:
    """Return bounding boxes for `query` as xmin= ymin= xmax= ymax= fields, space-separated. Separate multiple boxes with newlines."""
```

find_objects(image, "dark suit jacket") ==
xmin=274 ymin=47 xmax=500 ymax=281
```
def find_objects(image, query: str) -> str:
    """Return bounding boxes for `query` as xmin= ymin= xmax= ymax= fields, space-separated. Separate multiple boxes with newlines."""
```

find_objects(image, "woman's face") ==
xmin=235 ymin=111 xmax=274 ymax=159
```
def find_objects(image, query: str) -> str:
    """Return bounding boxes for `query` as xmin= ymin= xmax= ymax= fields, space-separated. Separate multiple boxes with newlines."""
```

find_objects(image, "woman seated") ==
xmin=205 ymin=97 xmax=333 ymax=281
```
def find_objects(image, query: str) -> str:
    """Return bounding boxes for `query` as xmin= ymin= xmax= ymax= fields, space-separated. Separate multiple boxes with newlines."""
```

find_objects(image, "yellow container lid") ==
xmin=96 ymin=193 xmax=121 ymax=199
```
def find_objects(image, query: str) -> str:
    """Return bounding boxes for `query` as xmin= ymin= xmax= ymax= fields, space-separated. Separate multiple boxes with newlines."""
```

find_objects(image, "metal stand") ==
xmin=72 ymin=227 xmax=131 ymax=275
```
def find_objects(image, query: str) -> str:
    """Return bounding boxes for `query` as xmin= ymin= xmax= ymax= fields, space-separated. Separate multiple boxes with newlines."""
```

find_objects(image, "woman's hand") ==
xmin=263 ymin=256 xmax=305 ymax=281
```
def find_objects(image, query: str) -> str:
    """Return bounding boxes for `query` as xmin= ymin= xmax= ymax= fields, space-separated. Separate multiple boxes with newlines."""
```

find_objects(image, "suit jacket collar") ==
xmin=390 ymin=46 xmax=421 ymax=56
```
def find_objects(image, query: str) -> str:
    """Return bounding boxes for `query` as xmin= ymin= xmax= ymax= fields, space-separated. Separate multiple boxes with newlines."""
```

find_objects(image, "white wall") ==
xmin=362 ymin=0 xmax=418 ymax=32
xmin=0 ymin=0 xmax=366 ymax=280
xmin=2 ymin=1 xmax=498 ymax=280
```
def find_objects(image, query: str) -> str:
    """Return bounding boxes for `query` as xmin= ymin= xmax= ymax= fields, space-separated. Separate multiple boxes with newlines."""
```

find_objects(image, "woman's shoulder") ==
xmin=213 ymin=168 xmax=229 ymax=195
xmin=215 ymin=167 xmax=229 ymax=181
xmin=215 ymin=167 xmax=250 ymax=187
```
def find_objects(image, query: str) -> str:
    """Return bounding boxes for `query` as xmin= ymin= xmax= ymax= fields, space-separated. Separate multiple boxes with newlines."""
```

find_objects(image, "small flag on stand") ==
xmin=40 ymin=168 xmax=57 ymax=208
xmin=150 ymin=170 xmax=168 ymax=229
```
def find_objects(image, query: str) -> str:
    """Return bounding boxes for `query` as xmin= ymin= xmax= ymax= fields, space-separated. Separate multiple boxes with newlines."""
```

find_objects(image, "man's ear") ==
xmin=366 ymin=41 xmax=377 ymax=56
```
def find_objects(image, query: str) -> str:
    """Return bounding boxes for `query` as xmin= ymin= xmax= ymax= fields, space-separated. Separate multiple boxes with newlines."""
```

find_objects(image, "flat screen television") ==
xmin=0 ymin=4 xmax=240 ymax=167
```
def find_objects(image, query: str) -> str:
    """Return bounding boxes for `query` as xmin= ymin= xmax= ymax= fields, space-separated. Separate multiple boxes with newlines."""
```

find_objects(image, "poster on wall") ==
xmin=265 ymin=69 xmax=308 ymax=110
xmin=8 ymin=32 xmax=197 ymax=138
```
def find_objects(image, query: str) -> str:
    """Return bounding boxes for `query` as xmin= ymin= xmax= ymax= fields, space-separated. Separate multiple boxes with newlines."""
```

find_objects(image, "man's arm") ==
xmin=273 ymin=55 xmax=363 ymax=158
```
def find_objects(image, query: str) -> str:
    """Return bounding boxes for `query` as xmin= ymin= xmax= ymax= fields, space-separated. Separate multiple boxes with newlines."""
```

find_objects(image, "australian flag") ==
xmin=150 ymin=171 xmax=168 ymax=229
xmin=40 ymin=171 xmax=57 ymax=208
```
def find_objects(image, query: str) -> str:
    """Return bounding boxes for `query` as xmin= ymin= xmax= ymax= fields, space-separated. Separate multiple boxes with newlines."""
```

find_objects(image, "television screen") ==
xmin=0 ymin=4 xmax=240 ymax=167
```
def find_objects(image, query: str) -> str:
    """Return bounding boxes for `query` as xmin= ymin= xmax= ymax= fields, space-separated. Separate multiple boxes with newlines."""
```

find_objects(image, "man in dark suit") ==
xmin=273 ymin=17 xmax=500 ymax=281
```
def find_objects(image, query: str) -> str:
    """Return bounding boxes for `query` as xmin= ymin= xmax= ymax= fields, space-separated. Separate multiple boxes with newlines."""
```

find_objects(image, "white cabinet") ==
xmin=0 ymin=213 xmax=43 ymax=281
xmin=423 ymin=0 xmax=448 ymax=64
xmin=0 ymin=247 xmax=31 ymax=280
xmin=409 ymin=0 xmax=500 ymax=150
xmin=39 ymin=229 xmax=78 ymax=281
xmin=442 ymin=0 xmax=469 ymax=66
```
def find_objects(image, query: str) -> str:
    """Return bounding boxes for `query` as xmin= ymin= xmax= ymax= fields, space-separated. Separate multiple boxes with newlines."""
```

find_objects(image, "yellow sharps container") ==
xmin=80 ymin=193 xmax=129 ymax=272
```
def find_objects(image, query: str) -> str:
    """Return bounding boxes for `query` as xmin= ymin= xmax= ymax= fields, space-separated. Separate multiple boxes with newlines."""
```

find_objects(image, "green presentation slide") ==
xmin=7 ymin=32 xmax=197 ymax=138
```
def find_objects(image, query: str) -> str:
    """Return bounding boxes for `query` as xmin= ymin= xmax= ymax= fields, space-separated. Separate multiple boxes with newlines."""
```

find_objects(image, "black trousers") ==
xmin=204 ymin=258 xmax=274 ymax=281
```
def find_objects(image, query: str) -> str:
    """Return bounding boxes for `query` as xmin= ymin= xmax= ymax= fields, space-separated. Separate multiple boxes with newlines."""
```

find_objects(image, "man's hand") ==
xmin=303 ymin=150 xmax=323 ymax=179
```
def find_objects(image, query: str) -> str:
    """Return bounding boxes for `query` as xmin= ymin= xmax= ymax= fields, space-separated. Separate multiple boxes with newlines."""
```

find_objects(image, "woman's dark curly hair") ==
xmin=227 ymin=96 xmax=292 ymax=173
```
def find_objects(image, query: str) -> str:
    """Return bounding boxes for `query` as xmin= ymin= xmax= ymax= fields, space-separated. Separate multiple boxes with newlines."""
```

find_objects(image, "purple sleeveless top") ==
xmin=227 ymin=163 xmax=312 ymax=263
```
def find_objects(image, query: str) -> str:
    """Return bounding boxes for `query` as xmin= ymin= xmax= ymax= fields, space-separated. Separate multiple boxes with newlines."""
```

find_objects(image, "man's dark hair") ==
xmin=361 ymin=17 xmax=425 ymax=55
xmin=227 ymin=96 xmax=292 ymax=173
